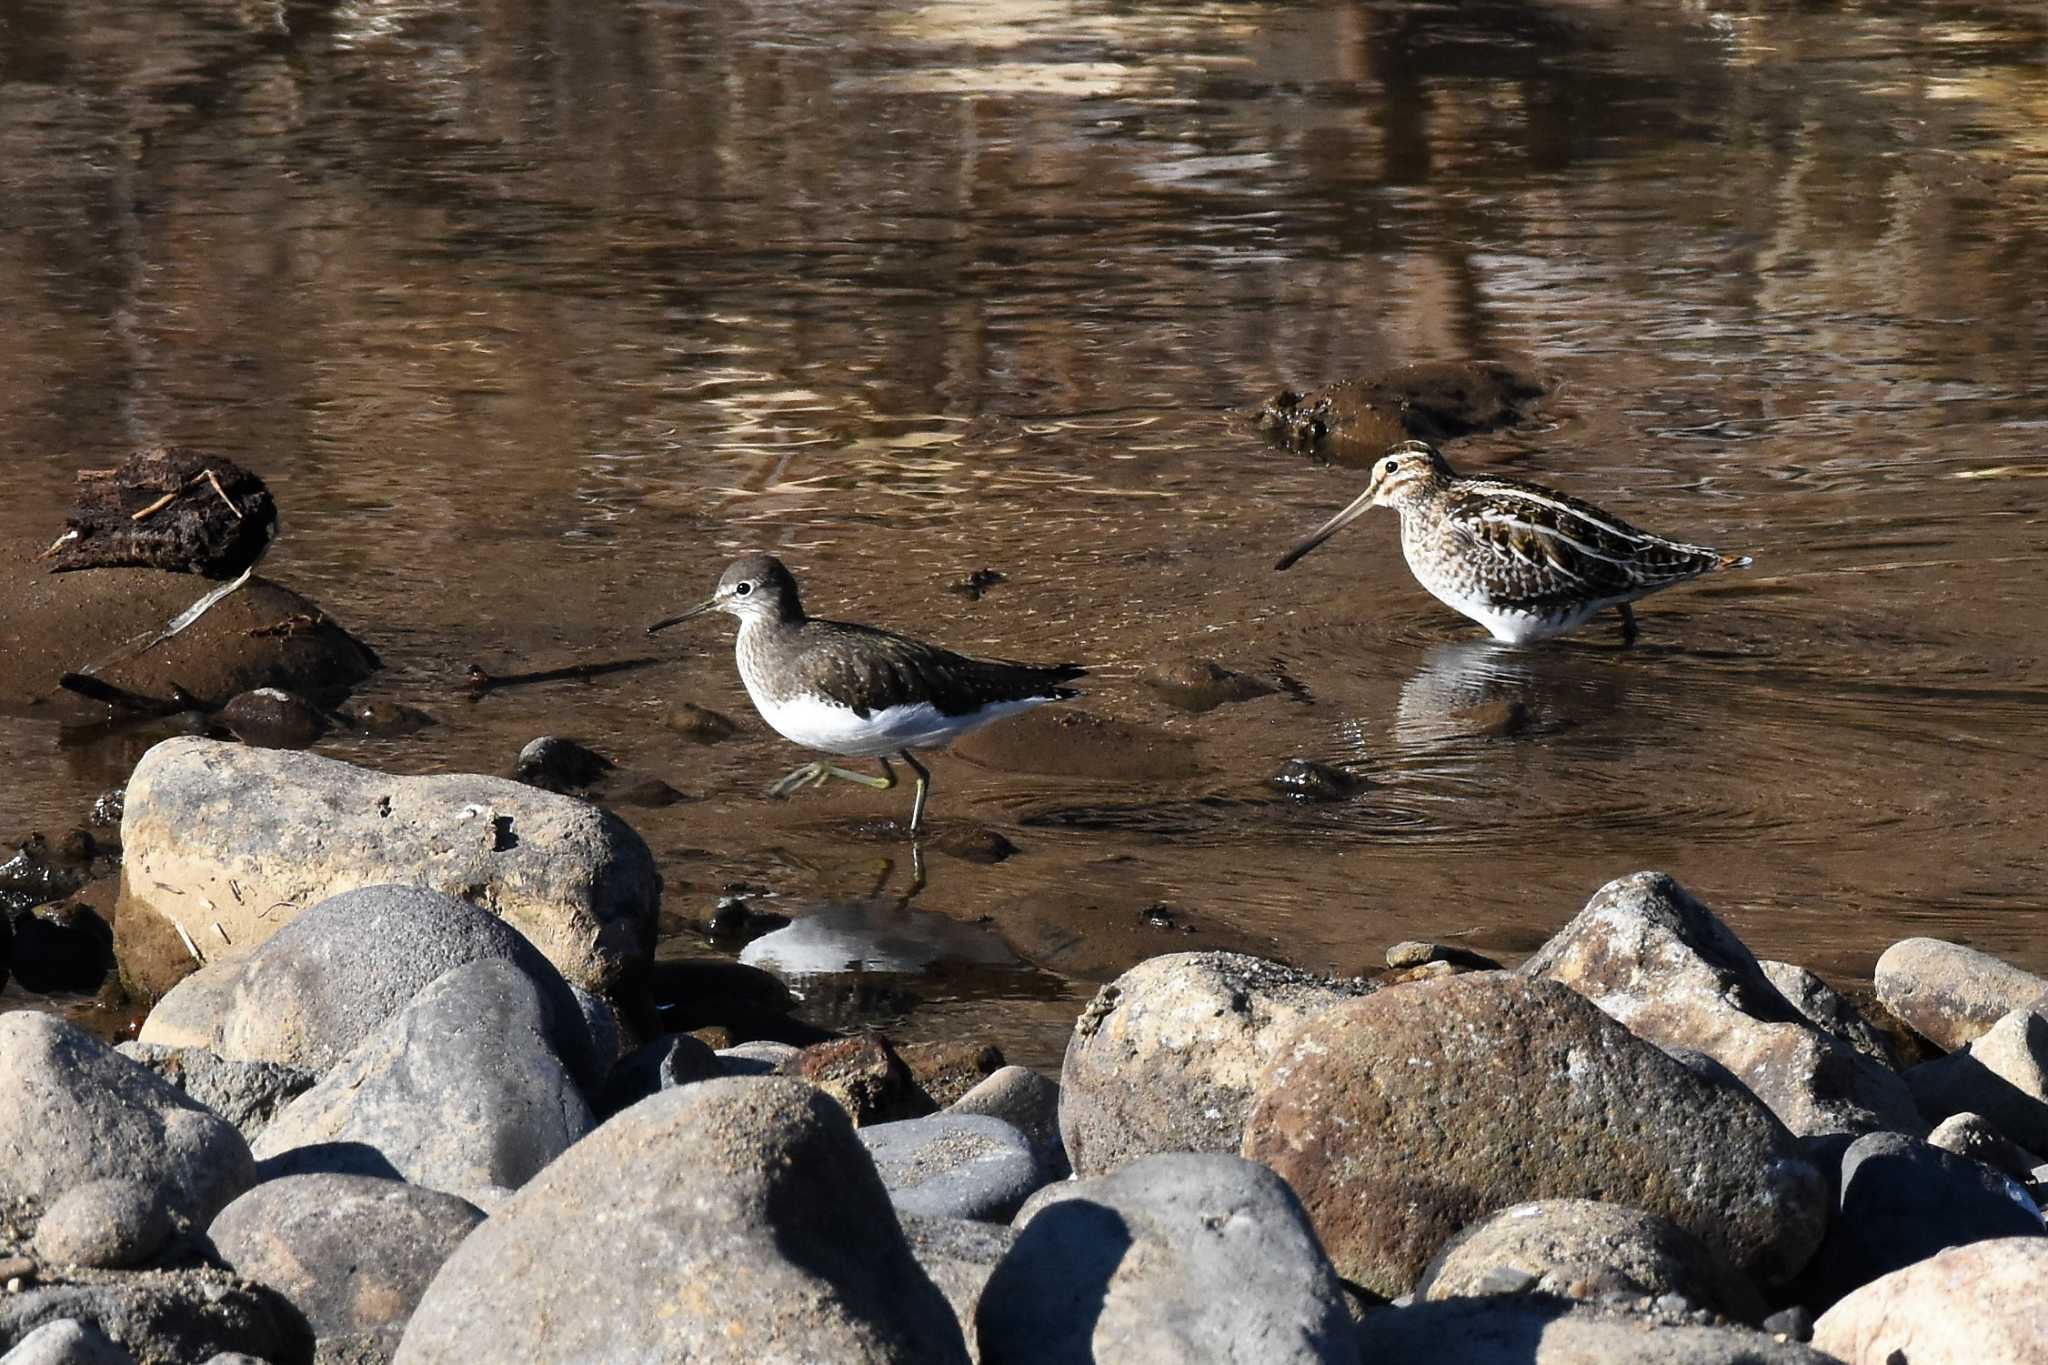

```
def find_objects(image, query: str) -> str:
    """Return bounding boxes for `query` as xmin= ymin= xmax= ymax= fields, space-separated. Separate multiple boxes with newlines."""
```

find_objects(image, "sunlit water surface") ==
xmin=4 ymin=0 xmax=2047 ymax=1065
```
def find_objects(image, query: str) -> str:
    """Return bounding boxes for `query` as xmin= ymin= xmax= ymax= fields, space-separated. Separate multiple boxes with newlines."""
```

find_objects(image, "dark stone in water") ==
xmin=1139 ymin=657 xmax=1277 ymax=714
xmin=89 ymin=788 xmax=125 ymax=828
xmin=706 ymin=896 xmax=792 ymax=944
xmin=664 ymin=702 xmax=738 ymax=743
xmin=9 ymin=901 xmax=114 ymax=993
xmin=926 ymin=824 xmax=1019 ymax=864
xmin=0 ymin=833 xmax=93 ymax=913
xmin=1386 ymin=941 xmax=1503 ymax=972
xmin=608 ymin=775 xmax=688 ymax=808
xmin=335 ymin=698 xmax=437 ymax=736
xmin=947 ymin=568 xmax=1007 ymax=599
xmin=41 ymin=447 xmax=277 ymax=578
xmin=1254 ymin=359 xmax=1550 ymax=467
xmin=513 ymin=735 xmax=616 ymax=793
xmin=1447 ymin=699 xmax=1531 ymax=738
xmin=1267 ymin=758 xmax=1366 ymax=801
xmin=221 ymin=687 xmax=329 ymax=749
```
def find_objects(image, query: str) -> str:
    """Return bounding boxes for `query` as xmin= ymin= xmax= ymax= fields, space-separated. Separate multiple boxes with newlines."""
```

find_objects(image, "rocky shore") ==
xmin=3 ymin=739 xmax=2047 ymax=1363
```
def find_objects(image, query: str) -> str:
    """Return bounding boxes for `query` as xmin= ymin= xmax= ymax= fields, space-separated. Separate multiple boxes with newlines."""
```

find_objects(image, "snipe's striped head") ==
xmin=1275 ymin=440 xmax=1453 ymax=570
xmin=648 ymin=552 xmax=803 ymax=634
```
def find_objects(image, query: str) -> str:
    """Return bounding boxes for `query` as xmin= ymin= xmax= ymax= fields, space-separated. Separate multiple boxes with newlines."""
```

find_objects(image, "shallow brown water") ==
xmin=4 ymin=0 xmax=2048 ymax=1067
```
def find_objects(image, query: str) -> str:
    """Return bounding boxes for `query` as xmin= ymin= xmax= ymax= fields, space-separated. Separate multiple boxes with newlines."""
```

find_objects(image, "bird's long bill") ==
xmin=1273 ymin=481 xmax=1380 ymax=571
xmin=646 ymin=597 xmax=718 ymax=634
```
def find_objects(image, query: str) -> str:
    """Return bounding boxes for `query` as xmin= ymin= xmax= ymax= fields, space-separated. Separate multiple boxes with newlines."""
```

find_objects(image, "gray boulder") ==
xmin=860 ymin=1114 xmax=1047 ymax=1221
xmin=977 ymin=1153 xmax=1360 ymax=1364
xmin=1416 ymin=1199 xmax=1766 ymax=1322
xmin=115 ymin=737 xmax=658 ymax=999
xmin=138 ymin=883 xmax=601 ymax=1088
xmin=1805 ymin=1131 xmax=2043 ymax=1303
xmin=1874 ymin=938 xmax=2046 ymax=1051
xmin=252 ymin=959 xmax=593 ymax=1197
xmin=0 ymin=1013 xmax=253 ymax=1228
xmin=949 ymin=1066 xmax=1067 ymax=1179
xmin=393 ymin=1077 xmax=968 ymax=1364
xmin=1813 ymin=1235 xmax=2048 ymax=1364
xmin=1905 ymin=1000 xmax=2048 ymax=1151
xmin=1522 ymin=872 xmax=1924 ymax=1137
xmin=1357 ymin=1297 xmax=1843 ymax=1364
xmin=1241 ymin=972 xmax=1827 ymax=1297
xmin=0 ymin=1266 xmax=305 ymax=1364
xmin=209 ymin=1174 xmax=484 ymax=1359
xmin=32 ymin=1180 xmax=172 ymax=1271
xmin=0 ymin=1319 xmax=134 ymax=1365
xmin=1059 ymin=953 xmax=1372 ymax=1177
xmin=901 ymin=1215 xmax=1016 ymax=1365
xmin=114 ymin=1044 xmax=315 ymax=1142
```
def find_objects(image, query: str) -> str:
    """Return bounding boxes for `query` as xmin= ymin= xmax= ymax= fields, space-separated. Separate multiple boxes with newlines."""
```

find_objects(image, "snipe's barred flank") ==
xmin=649 ymin=553 xmax=1083 ymax=833
xmin=1275 ymin=440 xmax=1752 ymax=644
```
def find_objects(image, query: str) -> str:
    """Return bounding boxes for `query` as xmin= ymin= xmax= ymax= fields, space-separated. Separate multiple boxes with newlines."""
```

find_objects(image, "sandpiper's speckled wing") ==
xmin=1441 ymin=477 xmax=1734 ymax=611
xmin=780 ymin=619 xmax=1084 ymax=717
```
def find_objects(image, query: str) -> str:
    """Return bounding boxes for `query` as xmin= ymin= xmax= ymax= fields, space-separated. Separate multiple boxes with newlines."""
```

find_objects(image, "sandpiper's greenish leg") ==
xmin=899 ymin=750 xmax=932 ymax=832
xmin=1618 ymin=603 xmax=1639 ymax=645
xmin=769 ymin=758 xmax=897 ymax=800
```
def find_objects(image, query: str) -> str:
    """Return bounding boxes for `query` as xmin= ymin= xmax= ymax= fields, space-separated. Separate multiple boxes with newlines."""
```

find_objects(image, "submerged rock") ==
xmin=1241 ymin=972 xmax=1828 ymax=1296
xmin=663 ymin=701 xmax=739 ymax=743
xmin=0 ymin=544 xmax=377 ymax=712
xmin=1252 ymin=359 xmax=1549 ymax=466
xmin=115 ymin=737 xmax=658 ymax=1000
xmin=1266 ymin=758 xmax=1366 ymax=802
xmin=219 ymin=688 xmax=328 ymax=749
xmin=950 ymin=707 xmax=1200 ymax=782
xmin=7 ymin=902 xmax=113 ymax=994
xmin=1138 ymin=657 xmax=1276 ymax=713
xmin=1059 ymin=952 xmax=1374 ymax=1177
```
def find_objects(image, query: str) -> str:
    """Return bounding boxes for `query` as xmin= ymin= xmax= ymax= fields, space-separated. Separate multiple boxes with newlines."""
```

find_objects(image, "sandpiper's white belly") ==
xmin=740 ymin=675 xmax=1051 ymax=759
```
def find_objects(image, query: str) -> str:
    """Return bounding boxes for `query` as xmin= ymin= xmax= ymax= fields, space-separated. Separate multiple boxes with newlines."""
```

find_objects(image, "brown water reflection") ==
xmin=4 ymin=0 xmax=2048 ymax=1066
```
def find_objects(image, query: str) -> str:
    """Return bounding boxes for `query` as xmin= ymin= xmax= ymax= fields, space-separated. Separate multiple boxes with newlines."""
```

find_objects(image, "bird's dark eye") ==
xmin=734 ymin=581 xmax=753 ymax=596
xmin=1383 ymin=459 xmax=1398 ymax=474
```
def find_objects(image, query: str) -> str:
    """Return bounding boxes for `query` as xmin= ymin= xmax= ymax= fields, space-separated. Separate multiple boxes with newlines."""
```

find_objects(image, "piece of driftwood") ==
xmin=41 ymin=447 xmax=277 ymax=578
